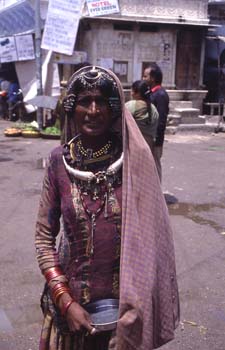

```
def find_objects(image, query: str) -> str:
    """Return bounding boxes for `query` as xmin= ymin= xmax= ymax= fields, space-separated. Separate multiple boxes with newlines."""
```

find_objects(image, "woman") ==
xmin=125 ymin=80 xmax=158 ymax=152
xmin=35 ymin=66 xmax=179 ymax=350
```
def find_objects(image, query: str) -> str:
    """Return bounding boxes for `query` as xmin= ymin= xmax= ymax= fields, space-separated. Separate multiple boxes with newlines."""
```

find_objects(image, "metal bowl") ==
xmin=84 ymin=299 xmax=119 ymax=332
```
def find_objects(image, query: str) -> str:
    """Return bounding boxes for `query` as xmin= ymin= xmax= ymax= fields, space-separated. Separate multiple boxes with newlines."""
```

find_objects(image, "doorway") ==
xmin=175 ymin=29 xmax=202 ymax=89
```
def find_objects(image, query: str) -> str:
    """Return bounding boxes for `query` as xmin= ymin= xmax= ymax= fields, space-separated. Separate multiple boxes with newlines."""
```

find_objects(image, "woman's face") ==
xmin=74 ymin=89 xmax=113 ymax=137
xmin=131 ymin=89 xmax=141 ymax=100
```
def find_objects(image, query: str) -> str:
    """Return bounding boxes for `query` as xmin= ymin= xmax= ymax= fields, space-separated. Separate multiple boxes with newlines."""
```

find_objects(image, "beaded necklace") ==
xmin=77 ymin=139 xmax=112 ymax=159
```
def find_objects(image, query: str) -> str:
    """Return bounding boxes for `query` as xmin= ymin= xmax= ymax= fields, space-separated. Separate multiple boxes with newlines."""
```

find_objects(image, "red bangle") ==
xmin=61 ymin=300 xmax=74 ymax=316
xmin=44 ymin=267 xmax=64 ymax=283
xmin=52 ymin=282 xmax=66 ymax=293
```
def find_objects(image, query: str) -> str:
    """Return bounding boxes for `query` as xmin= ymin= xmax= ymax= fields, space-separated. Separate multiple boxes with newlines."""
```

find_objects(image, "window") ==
xmin=113 ymin=61 xmax=128 ymax=83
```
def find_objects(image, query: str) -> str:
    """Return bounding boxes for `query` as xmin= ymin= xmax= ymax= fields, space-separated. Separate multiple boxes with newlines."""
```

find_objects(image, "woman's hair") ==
xmin=132 ymin=80 xmax=152 ymax=122
xmin=132 ymin=80 xmax=149 ymax=101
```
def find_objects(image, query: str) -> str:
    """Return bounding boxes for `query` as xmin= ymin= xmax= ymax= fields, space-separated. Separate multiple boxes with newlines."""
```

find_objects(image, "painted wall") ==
xmin=79 ymin=21 xmax=176 ymax=87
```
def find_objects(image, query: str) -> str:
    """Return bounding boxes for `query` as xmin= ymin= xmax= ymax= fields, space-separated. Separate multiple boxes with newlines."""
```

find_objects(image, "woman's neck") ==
xmin=80 ymin=133 xmax=111 ymax=151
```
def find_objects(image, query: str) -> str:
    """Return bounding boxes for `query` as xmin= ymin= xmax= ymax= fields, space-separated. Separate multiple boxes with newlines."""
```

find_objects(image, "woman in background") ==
xmin=125 ymin=79 xmax=158 ymax=152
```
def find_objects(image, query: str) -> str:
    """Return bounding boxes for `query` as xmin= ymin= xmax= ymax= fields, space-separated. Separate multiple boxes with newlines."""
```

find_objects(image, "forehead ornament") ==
xmin=67 ymin=66 xmax=117 ymax=92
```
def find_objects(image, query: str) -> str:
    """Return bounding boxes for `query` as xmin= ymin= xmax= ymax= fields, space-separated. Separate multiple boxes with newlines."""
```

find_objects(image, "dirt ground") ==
xmin=0 ymin=120 xmax=225 ymax=350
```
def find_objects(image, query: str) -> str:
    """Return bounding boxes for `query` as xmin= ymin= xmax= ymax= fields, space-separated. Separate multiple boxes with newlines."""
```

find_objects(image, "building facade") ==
xmin=70 ymin=0 xmax=209 ymax=110
xmin=0 ymin=0 xmax=210 ymax=112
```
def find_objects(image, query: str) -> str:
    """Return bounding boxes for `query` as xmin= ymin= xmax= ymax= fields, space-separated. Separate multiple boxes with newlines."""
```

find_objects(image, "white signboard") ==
xmin=15 ymin=35 xmax=35 ymax=61
xmin=41 ymin=0 xmax=83 ymax=55
xmin=0 ymin=34 xmax=35 ymax=63
xmin=0 ymin=36 xmax=17 ymax=63
xmin=87 ymin=0 xmax=119 ymax=17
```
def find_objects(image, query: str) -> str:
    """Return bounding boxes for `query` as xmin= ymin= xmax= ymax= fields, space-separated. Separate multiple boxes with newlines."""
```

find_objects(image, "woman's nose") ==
xmin=88 ymin=100 xmax=98 ymax=114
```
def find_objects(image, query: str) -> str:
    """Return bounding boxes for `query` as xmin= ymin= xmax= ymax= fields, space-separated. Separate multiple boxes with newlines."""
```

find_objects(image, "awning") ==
xmin=82 ymin=14 xmax=210 ymax=27
xmin=0 ymin=0 xmax=43 ymax=37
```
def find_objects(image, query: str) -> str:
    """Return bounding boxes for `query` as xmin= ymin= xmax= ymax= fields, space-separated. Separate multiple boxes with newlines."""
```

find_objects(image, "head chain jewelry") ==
xmin=67 ymin=66 xmax=117 ymax=92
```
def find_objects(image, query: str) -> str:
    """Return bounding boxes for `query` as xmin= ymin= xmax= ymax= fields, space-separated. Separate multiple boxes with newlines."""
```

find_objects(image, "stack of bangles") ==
xmin=44 ymin=267 xmax=75 ymax=316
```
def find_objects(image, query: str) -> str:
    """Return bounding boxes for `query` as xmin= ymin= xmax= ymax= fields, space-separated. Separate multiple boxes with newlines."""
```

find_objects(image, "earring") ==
xmin=63 ymin=94 xmax=76 ymax=113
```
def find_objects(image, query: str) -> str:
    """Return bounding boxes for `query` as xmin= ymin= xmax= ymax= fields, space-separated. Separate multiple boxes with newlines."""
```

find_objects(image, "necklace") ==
xmin=77 ymin=139 xmax=112 ymax=159
xmin=78 ymin=186 xmax=107 ymax=256
xmin=63 ymin=135 xmax=123 ymax=257
xmin=63 ymin=152 xmax=123 ymax=183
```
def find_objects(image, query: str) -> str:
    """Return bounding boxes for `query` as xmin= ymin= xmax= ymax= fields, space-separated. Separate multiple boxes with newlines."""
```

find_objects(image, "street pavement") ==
xmin=0 ymin=120 xmax=225 ymax=350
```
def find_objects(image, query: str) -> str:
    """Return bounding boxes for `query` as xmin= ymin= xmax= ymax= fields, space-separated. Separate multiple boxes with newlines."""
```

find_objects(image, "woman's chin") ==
xmin=81 ymin=127 xmax=106 ymax=137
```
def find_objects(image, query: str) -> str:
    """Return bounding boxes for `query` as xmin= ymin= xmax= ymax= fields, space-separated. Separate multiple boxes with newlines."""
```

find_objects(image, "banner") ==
xmin=41 ymin=0 xmax=83 ymax=55
xmin=87 ymin=0 xmax=119 ymax=17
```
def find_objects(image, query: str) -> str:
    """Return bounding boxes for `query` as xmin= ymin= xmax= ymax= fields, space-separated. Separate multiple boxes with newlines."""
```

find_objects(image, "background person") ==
xmin=0 ymin=77 xmax=10 ymax=119
xmin=35 ymin=66 xmax=179 ymax=350
xmin=7 ymin=80 xmax=22 ymax=121
xmin=143 ymin=63 xmax=169 ymax=182
xmin=125 ymin=79 xmax=158 ymax=153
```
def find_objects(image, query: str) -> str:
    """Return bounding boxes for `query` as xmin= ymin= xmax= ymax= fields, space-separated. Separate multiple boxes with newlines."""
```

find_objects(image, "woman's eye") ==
xmin=77 ymin=97 xmax=91 ymax=107
xmin=95 ymin=97 xmax=108 ymax=106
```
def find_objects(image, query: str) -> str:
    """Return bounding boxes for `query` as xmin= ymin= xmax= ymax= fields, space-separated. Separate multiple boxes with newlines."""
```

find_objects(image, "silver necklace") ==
xmin=62 ymin=152 xmax=123 ymax=183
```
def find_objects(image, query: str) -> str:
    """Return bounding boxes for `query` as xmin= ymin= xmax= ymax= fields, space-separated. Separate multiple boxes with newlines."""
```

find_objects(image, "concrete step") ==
xmin=166 ymin=123 xmax=218 ymax=134
xmin=167 ymin=114 xmax=181 ymax=126
xmin=170 ymin=100 xmax=193 ymax=111
xmin=204 ymin=114 xmax=225 ymax=124
xmin=174 ymin=108 xmax=205 ymax=124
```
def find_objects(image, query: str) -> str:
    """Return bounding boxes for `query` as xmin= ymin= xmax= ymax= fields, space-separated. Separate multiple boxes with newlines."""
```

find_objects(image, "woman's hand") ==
xmin=66 ymin=301 xmax=93 ymax=333
xmin=58 ymin=293 xmax=93 ymax=333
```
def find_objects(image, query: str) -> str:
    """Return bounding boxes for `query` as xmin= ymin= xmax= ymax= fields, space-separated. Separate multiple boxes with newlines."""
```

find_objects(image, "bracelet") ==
xmin=61 ymin=300 xmax=74 ymax=316
xmin=44 ymin=267 xmax=64 ymax=283
xmin=52 ymin=283 xmax=66 ymax=293
xmin=53 ymin=287 xmax=71 ymax=305
xmin=50 ymin=282 xmax=71 ymax=305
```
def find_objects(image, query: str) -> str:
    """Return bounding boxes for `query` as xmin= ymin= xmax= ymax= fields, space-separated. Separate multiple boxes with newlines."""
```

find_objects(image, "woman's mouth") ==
xmin=86 ymin=122 xmax=99 ymax=128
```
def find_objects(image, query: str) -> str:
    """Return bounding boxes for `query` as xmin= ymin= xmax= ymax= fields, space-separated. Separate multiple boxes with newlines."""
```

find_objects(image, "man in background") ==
xmin=143 ymin=63 xmax=169 ymax=182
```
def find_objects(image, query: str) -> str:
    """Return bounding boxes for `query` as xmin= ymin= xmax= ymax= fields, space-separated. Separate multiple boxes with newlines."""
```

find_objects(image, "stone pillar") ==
xmin=199 ymin=32 xmax=206 ymax=88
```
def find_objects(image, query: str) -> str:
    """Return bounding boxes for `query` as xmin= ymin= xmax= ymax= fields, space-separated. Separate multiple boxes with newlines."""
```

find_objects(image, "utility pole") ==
xmin=35 ymin=0 xmax=43 ymax=129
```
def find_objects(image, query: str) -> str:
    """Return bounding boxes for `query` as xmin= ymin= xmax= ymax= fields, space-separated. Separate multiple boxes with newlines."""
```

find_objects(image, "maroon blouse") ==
xmin=35 ymin=145 xmax=122 ymax=305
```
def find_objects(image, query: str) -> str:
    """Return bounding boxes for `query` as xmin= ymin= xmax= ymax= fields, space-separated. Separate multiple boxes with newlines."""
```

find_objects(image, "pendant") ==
xmin=92 ymin=187 xmax=99 ymax=201
xmin=86 ymin=148 xmax=93 ymax=159
xmin=86 ymin=213 xmax=96 ymax=256
xmin=90 ymin=213 xmax=96 ymax=255
xmin=104 ymin=191 xmax=108 ymax=219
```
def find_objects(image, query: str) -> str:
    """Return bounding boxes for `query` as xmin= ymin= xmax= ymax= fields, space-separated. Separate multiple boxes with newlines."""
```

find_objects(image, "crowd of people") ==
xmin=35 ymin=64 xmax=178 ymax=350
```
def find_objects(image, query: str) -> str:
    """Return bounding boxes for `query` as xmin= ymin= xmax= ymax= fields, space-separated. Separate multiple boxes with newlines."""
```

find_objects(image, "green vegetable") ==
xmin=12 ymin=122 xmax=39 ymax=131
xmin=42 ymin=126 xmax=60 ymax=135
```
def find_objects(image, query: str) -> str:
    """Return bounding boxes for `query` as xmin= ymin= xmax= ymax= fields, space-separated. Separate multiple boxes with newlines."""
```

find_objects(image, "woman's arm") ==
xmin=35 ymin=154 xmax=93 ymax=333
xmin=35 ymin=156 xmax=61 ymax=271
